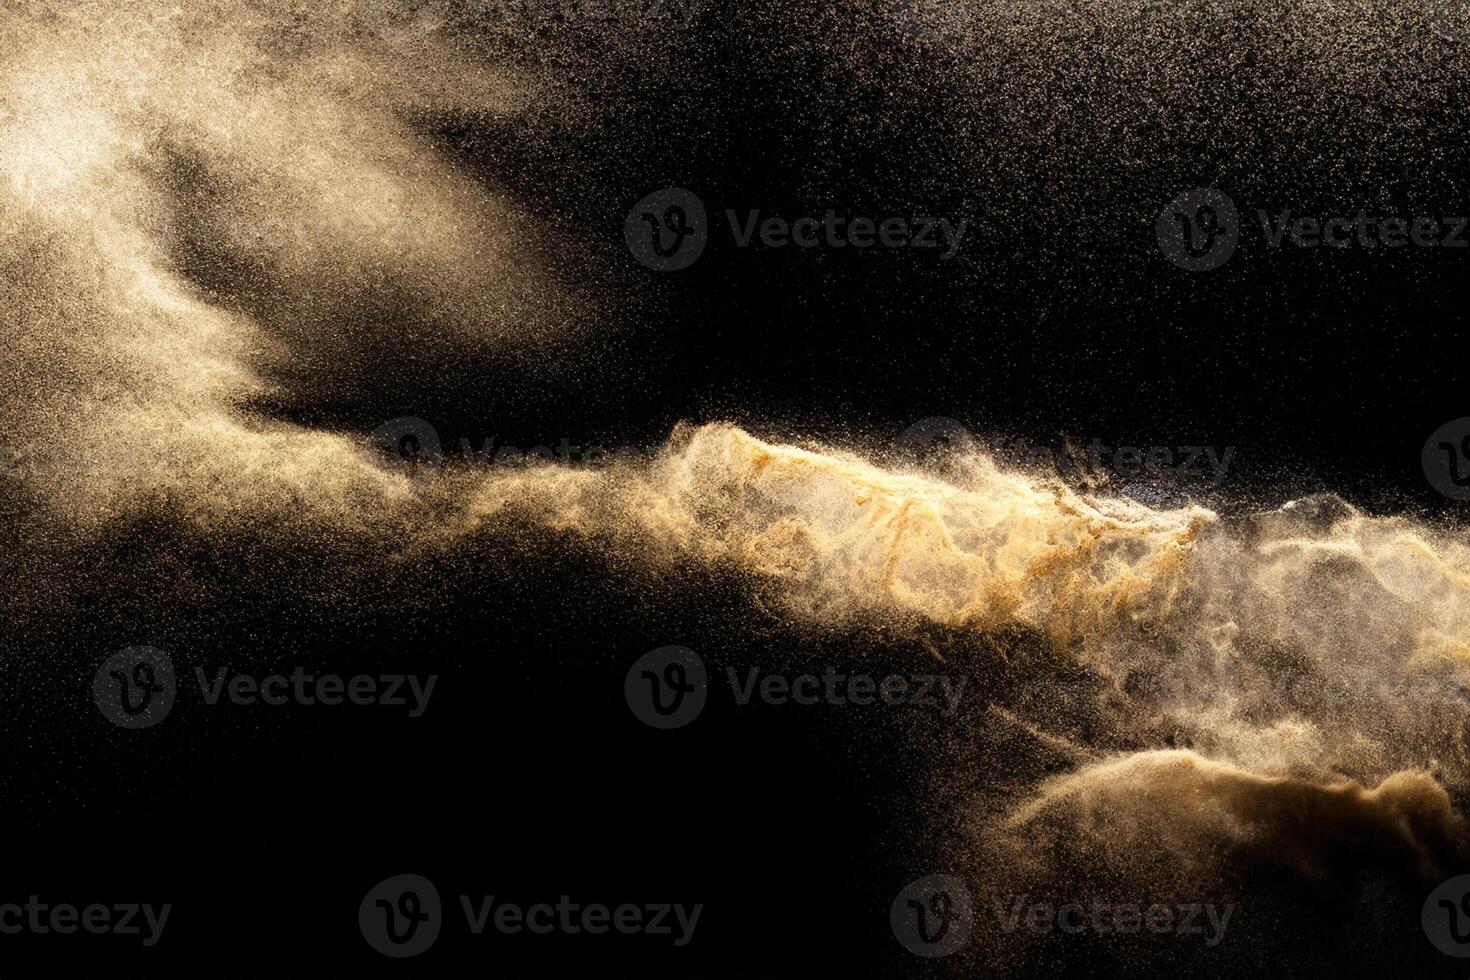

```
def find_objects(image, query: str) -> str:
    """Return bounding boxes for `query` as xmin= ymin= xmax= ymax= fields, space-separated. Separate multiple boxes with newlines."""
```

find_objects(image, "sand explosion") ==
xmin=4 ymin=1 xmax=1469 ymax=974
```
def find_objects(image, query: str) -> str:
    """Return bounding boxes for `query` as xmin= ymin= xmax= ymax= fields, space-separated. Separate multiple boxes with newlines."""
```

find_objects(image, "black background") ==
xmin=5 ymin=0 xmax=1470 ymax=977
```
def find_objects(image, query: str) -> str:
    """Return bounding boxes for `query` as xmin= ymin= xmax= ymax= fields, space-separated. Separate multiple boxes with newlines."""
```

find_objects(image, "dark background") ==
xmin=409 ymin=0 xmax=1470 ymax=517
xmin=5 ymin=0 xmax=1470 ymax=977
